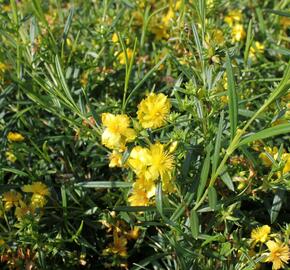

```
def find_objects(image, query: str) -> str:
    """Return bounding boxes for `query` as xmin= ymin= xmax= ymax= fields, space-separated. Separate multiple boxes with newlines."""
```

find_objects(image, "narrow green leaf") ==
xmin=197 ymin=143 xmax=212 ymax=200
xmin=270 ymin=190 xmax=285 ymax=224
xmin=239 ymin=123 xmax=290 ymax=147
xmin=190 ymin=209 xmax=199 ymax=239
xmin=220 ymin=171 xmax=235 ymax=191
xmin=265 ymin=9 xmax=290 ymax=17
xmin=212 ymin=111 xmax=224 ymax=176
xmin=2 ymin=168 xmax=28 ymax=177
xmin=75 ymin=181 xmax=132 ymax=188
xmin=244 ymin=19 xmax=253 ymax=65
xmin=156 ymin=181 xmax=163 ymax=216
xmin=208 ymin=186 xmax=217 ymax=211
xmin=226 ymin=52 xmax=238 ymax=141
xmin=63 ymin=8 xmax=74 ymax=40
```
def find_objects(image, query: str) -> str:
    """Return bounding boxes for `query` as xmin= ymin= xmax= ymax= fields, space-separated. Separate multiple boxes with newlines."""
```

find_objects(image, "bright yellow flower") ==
xmin=117 ymin=48 xmax=133 ymax=65
xmin=2 ymin=190 xmax=22 ymax=211
xmin=282 ymin=154 xmax=290 ymax=174
xmin=137 ymin=93 xmax=171 ymax=129
xmin=150 ymin=25 xmax=169 ymax=40
xmin=224 ymin=10 xmax=242 ymax=26
xmin=145 ymin=142 xmax=174 ymax=182
xmin=101 ymin=113 xmax=136 ymax=150
xmin=22 ymin=182 xmax=50 ymax=197
xmin=162 ymin=8 xmax=174 ymax=26
xmin=109 ymin=150 xmax=123 ymax=168
xmin=259 ymin=147 xmax=279 ymax=167
xmin=7 ymin=132 xmax=25 ymax=142
xmin=112 ymin=33 xmax=119 ymax=43
xmin=251 ymin=225 xmax=271 ymax=244
xmin=103 ymin=230 xmax=128 ymax=257
xmin=128 ymin=188 xmax=149 ymax=206
xmin=126 ymin=227 xmax=139 ymax=240
xmin=265 ymin=240 xmax=289 ymax=270
xmin=5 ymin=151 xmax=16 ymax=163
xmin=249 ymin=41 xmax=265 ymax=59
xmin=231 ymin=24 xmax=246 ymax=42
xmin=128 ymin=146 xmax=151 ymax=176
xmin=0 ymin=62 xmax=8 ymax=73
xmin=133 ymin=175 xmax=156 ymax=198
xmin=15 ymin=200 xmax=35 ymax=220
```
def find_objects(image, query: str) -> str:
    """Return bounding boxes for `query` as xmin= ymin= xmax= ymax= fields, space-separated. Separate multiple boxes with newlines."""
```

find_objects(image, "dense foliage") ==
xmin=0 ymin=0 xmax=290 ymax=269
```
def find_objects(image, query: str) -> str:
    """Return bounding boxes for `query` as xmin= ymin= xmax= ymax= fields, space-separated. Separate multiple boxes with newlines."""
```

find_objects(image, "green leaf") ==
xmin=226 ymin=52 xmax=238 ymax=141
xmin=220 ymin=171 xmax=235 ymax=191
xmin=190 ymin=209 xmax=199 ymax=239
xmin=244 ymin=19 xmax=253 ymax=65
xmin=238 ymin=123 xmax=290 ymax=147
xmin=75 ymin=181 xmax=132 ymax=188
xmin=197 ymin=143 xmax=212 ymax=201
xmin=2 ymin=168 xmax=28 ymax=177
xmin=156 ymin=181 xmax=163 ymax=216
xmin=212 ymin=111 xmax=224 ymax=176
xmin=63 ymin=8 xmax=74 ymax=40
xmin=270 ymin=190 xmax=285 ymax=224
xmin=265 ymin=9 xmax=290 ymax=17
xmin=208 ymin=186 xmax=217 ymax=211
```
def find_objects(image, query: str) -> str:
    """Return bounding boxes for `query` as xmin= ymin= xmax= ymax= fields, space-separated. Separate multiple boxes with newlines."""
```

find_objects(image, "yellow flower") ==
xmin=103 ymin=230 xmax=128 ymax=257
xmin=251 ymin=225 xmax=271 ymax=244
xmin=15 ymin=200 xmax=35 ymax=220
xmin=0 ymin=239 xmax=5 ymax=246
xmin=259 ymin=147 xmax=279 ymax=167
xmin=231 ymin=24 xmax=246 ymax=42
xmin=7 ymin=132 xmax=25 ymax=142
xmin=22 ymin=182 xmax=50 ymax=197
xmin=145 ymin=142 xmax=174 ymax=182
xmin=5 ymin=151 xmax=17 ymax=163
xmin=128 ymin=146 xmax=151 ymax=176
xmin=126 ymin=227 xmax=139 ymax=240
xmin=109 ymin=150 xmax=123 ymax=168
xmin=162 ymin=8 xmax=174 ymax=26
xmin=112 ymin=33 xmax=119 ymax=43
xmin=137 ymin=93 xmax=171 ymax=129
xmin=101 ymin=113 xmax=136 ymax=150
xmin=265 ymin=240 xmax=289 ymax=270
xmin=133 ymin=175 xmax=156 ymax=198
xmin=224 ymin=10 xmax=242 ymax=26
xmin=249 ymin=41 xmax=265 ymax=59
xmin=0 ymin=62 xmax=8 ymax=73
xmin=128 ymin=188 xmax=149 ymax=206
xmin=2 ymin=190 xmax=22 ymax=211
xmin=117 ymin=48 xmax=133 ymax=65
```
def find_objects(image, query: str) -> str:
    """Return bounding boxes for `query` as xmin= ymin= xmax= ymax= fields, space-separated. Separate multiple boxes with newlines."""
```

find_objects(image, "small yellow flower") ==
xmin=2 ymin=190 xmax=22 ymax=211
xmin=133 ymin=175 xmax=156 ymax=198
xmin=259 ymin=147 xmax=279 ymax=167
xmin=5 ymin=151 xmax=17 ymax=163
xmin=249 ymin=41 xmax=265 ymax=59
xmin=101 ymin=113 xmax=136 ymax=150
xmin=282 ymin=153 xmax=290 ymax=174
xmin=103 ymin=230 xmax=128 ymax=257
xmin=128 ymin=146 xmax=151 ymax=176
xmin=117 ymin=48 xmax=133 ymax=65
xmin=126 ymin=227 xmax=139 ymax=240
xmin=251 ymin=225 xmax=271 ymax=244
xmin=231 ymin=24 xmax=246 ymax=42
xmin=162 ymin=8 xmax=174 ymax=26
xmin=15 ymin=200 xmax=35 ymax=220
xmin=265 ymin=240 xmax=289 ymax=270
xmin=22 ymin=182 xmax=50 ymax=197
xmin=109 ymin=150 xmax=123 ymax=168
xmin=137 ymin=93 xmax=171 ymax=129
xmin=145 ymin=142 xmax=175 ymax=182
xmin=112 ymin=33 xmax=119 ymax=43
xmin=128 ymin=188 xmax=149 ymax=206
xmin=7 ymin=132 xmax=25 ymax=142
xmin=224 ymin=10 xmax=242 ymax=26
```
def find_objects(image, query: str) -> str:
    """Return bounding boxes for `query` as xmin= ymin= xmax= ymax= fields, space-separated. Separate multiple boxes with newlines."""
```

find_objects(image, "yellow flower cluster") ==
xmin=101 ymin=93 xmax=175 ymax=206
xmin=249 ymin=41 xmax=265 ymax=60
xmin=259 ymin=146 xmax=290 ymax=175
xmin=7 ymin=131 xmax=25 ymax=142
xmin=250 ymin=225 xmax=289 ymax=269
xmin=224 ymin=10 xmax=246 ymax=42
xmin=1 ymin=182 xmax=50 ymax=220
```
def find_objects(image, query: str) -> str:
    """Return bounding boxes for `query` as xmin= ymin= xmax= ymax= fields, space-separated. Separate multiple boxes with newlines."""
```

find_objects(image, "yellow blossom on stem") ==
xmin=145 ymin=142 xmax=174 ymax=182
xmin=109 ymin=150 xmax=123 ymax=168
xmin=259 ymin=147 xmax=279 ymax=167
xmin=2 ymin=190 xmax=22 ymax=211
xmin=137 ymin=93 xmax=171 ymax=129
xmin=231 ymin=24 xmax=246 ymax=42
xmin=224 ymin=10 xmax=242 ymax=26
xmin=101 ymin=113 xmax=136 ymax=150
xmin=5 ymin=151 xmax=17 ymax=163
xmin=103 ymin=230 xmax=128 ymax=257
xmin=249 ymin=41 xmax=265 ymax=59
xmin=22 ymin=182 xmax=50 ymax=208
xmin=133 ymin=175 xmax=156 ymax=198
xmin=15 ymin=200 xmax=35 ymax=220
xmin=265 ymin=240 xmax=289 ymax=270
xmin=128 ymin=146 xmax=151 ymax=176
xmin=117 ymin=48 xmax=133 ymax=65
xmin=128 ymin=188 xmax=149 ymax=206
xmin=7 ymin=132 xmax=25 ymax=142
xmin=251 ymin=225 xmax=271 ymax=244
xmin=126 ymin=227 xmax=139 ymax=240
xmin=112 ymin=33 xmax=119 ymax=43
